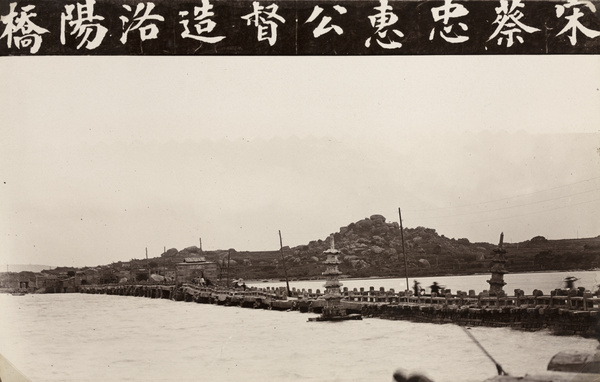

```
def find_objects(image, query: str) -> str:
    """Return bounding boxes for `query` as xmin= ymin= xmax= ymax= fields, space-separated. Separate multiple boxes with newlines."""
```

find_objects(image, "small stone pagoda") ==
xmin=487 ymin=232 xmax=508 ymax=296
xmin=309 ymin=235 xmax=362 ymax=321
xmin=322 ymin=235 xmax=345 ymax=317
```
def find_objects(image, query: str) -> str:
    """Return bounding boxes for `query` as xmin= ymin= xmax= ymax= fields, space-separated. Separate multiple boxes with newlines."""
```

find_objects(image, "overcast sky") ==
xmin=1 ymin=56 xmax=599 ymax=268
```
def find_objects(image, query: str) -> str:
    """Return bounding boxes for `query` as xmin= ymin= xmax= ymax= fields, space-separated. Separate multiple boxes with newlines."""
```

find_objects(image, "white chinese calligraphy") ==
xmin=488 ymin=0 xmax=540 ymax=47
xmin=1 ymin=2 xmax=49 ymax=53
xmin=179 ymin=0 xmax=225 ymax=43
xmin=241 ymin=2 xmax=285 ymax=46
xmin=120 ymin=2 xmax=164 ymax=44
xmin=305 ymin=5 xmax=347 ymax=38
xmin=1 ymin=0 xmax=600 ymax=55
xmin=556 ymin=0 xmax=600 ymax=45
xmin=61 ymin=0 xmax=107 ymax=50
xmin=366 ymin=0 xmax=404 ymax=49
xmin=430 ymin=0 xmax=469 ymax=43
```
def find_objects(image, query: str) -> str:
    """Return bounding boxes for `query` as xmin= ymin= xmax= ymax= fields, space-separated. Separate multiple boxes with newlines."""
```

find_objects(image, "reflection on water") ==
xmin=0 ymin=271 xmax=598 ymax=382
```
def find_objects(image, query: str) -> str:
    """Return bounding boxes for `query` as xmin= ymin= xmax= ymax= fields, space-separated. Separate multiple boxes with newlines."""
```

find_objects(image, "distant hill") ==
xmin=1 ymin=264 xmax=53 ymax=273
xmin=61 ymin=214 xmax=600 ymax=282
xmin=155 ymin=214 xmax=600 ymax=281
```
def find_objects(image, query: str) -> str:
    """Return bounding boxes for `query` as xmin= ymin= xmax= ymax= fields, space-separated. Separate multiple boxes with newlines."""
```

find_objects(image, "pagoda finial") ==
xmin=499 ymin=232 xmax=504 ymax=248
xmin=330 ymin=234 xmax=335 ymax=250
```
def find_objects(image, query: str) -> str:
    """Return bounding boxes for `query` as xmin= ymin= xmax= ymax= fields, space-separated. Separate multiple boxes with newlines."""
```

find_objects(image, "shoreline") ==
xmin=247 ymin=269 xmax=600 ymax=285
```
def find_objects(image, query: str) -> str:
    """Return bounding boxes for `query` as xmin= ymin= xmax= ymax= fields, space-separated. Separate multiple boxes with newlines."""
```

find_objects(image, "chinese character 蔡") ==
xmin=1 ymin=2 xmax=49 ymax=54
xmin=305 ymin=5 xmax=347 ymax=38
xmin=429 ymin=0 xmax=470 ymax=43
xmin=120 ymin=2 xmax=165 ymax=44
xmin=61 ymin=0 xmax=107 ymax=50
xmin=241 ymin=2 xmax=286 ymax=46
xmin=366 ymin=0 xmax=404 ymax=49
xmin=488 ymin=0 xmax=540 ymax=47
xmin=179 ymin=0 xmax=225 ymax=43
xmin=556 ymin=0 xmax=600 ymax=46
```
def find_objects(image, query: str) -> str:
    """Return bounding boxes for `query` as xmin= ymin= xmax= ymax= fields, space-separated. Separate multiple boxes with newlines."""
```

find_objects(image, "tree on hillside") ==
xmin=534 ymin=250 xmax=551 ymax=270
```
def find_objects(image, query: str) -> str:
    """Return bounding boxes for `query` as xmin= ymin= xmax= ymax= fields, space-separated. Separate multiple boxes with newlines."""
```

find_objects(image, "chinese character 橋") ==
xmin=120 ymin=2 xmax=165 ymax=44
xmin=429 ymin=0 xmax=470 ymax=43
xmin=488 ymin=0 xmax=540 ymax=47
xmin=305 ymin=5 xmax=347 ymax=38
xmin=1 ymin=2 xmax=49 ymax=54
xmin=556 ymin=0 xmax=600 ymax=46
xmin=179 ymin=0 xmax=225 ymax=43
xmin=61 ymin=0 xmax=107 ymax=50
xmin=366 ymin=0 xmax=404 ymax=49
xmin=241 ymin=2 xmax=286 ymax=46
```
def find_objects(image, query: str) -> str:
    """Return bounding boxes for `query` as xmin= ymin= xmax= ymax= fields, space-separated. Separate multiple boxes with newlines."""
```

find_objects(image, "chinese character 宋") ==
xmin=556 ymin=0 xmax=600 ymax=45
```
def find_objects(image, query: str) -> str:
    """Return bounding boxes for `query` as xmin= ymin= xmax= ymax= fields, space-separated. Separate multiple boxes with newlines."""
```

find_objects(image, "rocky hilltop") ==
xmin=193 ymin=214 xmax=599 ymax=281
xmin=274 ymin=214 xmax=496 ymax=279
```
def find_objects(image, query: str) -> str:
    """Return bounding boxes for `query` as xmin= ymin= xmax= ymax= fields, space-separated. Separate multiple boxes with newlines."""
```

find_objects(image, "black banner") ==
xmin=1 ymin=0 xmax=599 ymax=55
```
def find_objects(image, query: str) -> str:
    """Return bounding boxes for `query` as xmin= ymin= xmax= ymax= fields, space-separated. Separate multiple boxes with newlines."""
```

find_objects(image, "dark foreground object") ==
xmin=308 ymin=313 xmax=363 ymax=322
xmin=395 ymin=350 xmax=600 ymax=382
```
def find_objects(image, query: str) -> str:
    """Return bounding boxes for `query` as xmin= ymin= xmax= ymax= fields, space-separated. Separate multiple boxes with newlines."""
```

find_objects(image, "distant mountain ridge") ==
xmin=1 ymin=264 xmax=53 ymax=273
xmin=7 ymin=214 xmax=598 ymax=281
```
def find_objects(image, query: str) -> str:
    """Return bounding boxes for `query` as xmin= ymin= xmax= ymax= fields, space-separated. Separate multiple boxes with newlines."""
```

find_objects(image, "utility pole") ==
xmin=146 ymin=247 xmax=150 ymax=277
xmin=279 ymin=230 xmax=291 ymax=297
xmin=398 ymin=208 xmax=409 ymax=292
xmin=226 ymin=249 xmax=231 ymax=288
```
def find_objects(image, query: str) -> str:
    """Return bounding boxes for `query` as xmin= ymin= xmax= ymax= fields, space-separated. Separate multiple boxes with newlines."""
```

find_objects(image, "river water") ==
xmin=0 ymin=271 xmax=598 ymax=382
xmin=250 ymin=270 xmax=600 ymax=295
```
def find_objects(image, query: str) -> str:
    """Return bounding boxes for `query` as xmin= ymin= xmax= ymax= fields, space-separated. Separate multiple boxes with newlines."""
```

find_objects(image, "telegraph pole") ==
xmin=398 ymin=208 xmax=409 ymax=292
xmin=227 ymin=249 xmax=231 ymax=287
xmin=279 ymin=230 xmax=291 ymax=297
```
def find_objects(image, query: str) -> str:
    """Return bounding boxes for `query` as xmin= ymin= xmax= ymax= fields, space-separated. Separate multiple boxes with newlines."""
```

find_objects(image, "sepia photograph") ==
xmin=1 ymin=1 xmax=600 ymax=380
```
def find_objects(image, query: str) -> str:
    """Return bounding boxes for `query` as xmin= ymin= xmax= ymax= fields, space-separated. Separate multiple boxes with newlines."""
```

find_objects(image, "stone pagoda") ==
xmin=487 ymin=232 xmax=508 ymax=296
xmin=322 ymin=235 xmax=345 ymax=317
xmin=308 ymin=235 xmax=362 ymax=321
